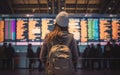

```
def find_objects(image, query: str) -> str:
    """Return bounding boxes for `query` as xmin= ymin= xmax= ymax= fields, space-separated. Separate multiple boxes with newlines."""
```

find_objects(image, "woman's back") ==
xmin=40 ymin=11 xmax=78 ymax=75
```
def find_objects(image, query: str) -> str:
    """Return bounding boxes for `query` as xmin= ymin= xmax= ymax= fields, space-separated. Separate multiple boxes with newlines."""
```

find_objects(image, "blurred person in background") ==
xmin=6 ymin=43 xmax=15 ymax=70
xmin=82 ymin=45 xmax=90 ymax=69
xmin=103 ymin=41 xmax=112 ymax=69
xmin=26 ymin=44 xmax=35 ymax=70
xmin=95 ymin=43 xmax=102 ymax=70
xmin=0 ymin=43 xmax=7 ymax=70
xmin=36 ymin=46 xmax=42 ymax=71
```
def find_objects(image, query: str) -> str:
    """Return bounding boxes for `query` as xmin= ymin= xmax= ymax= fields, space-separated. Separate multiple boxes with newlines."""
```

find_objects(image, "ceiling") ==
xmin=0 ymin=0 xmax=120 ymax=14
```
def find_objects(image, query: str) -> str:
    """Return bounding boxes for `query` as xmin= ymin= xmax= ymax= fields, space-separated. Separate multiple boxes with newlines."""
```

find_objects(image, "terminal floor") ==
xmin=0 ymin=69 xmax=120 ymax=75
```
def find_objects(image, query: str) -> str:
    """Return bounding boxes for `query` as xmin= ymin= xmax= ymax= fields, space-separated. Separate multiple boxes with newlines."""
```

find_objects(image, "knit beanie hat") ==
xmin=55 ymin=11 xmax=69 ymax=27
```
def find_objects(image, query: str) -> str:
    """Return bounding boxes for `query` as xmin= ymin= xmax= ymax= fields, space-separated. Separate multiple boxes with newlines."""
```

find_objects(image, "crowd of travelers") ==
xmin=1 ymin=41 xmax=120 ymax=70
xmin=82 ymin=41 xmax=120 ymax=70
xmin=0 ymin=43 xmax=15 ymax=70
xmin=0 ymin=43 xmax=42 ymax=71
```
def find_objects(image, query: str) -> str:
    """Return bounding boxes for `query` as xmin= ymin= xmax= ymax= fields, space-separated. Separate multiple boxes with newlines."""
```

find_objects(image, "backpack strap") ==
xmin=66 ymin=34 xmax=73 ymax=47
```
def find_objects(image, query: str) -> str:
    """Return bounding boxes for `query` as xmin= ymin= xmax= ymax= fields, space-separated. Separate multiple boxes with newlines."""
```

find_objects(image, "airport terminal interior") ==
xmin=0 ymin=0 xmax=120 ymax=75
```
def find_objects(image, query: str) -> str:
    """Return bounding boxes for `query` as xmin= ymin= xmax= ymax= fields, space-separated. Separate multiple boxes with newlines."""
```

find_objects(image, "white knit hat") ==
xmin=55 ymin=11 xmax=69 ymax=27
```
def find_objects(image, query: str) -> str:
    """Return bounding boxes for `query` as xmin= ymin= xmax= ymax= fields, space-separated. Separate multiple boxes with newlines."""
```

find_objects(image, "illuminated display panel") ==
xmin=16 ymin=18 xmax=28 ymax=45
xmin=80 ymin=19 xmax=87 ymax=42
xmin=99 ymin=18 xmax=112 ymax=42
xmin=112 ymin=18 xmax=120 ymax=41
xmin=41 ymin=18 xmax=55 ymax=40
xmin=88 ymin=18 xmax=99 ymax=42
xmin=28 ymin=18 xmax=41 ymax=41
xmin=0 ymin=20 xmax=4 ymax=42
xmin=4 ymin=18 xmax=16 ymax=42
xmin=69 ymin=18 xmax=80 ymax=41
xmin=0 ymin=14 xmax=120 ymax=45
xmin=28 ymin=18 xmax=41 ymax=45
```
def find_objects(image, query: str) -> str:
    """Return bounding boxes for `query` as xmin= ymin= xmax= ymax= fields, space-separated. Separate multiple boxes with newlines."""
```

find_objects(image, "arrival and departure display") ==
xmin=69 ymin=18 xmax=80 ymax=41
xmin=0 ymin=20 xmax=4 ymax=42
xmin=4 ymin=18 xmax=16 ymax=42
xmin=0 ymin=14 xmax=120 ymax=45
xmin=16 ymin=18 xmax=28 ymax=45
xmin=111 ymin=18 xmax=120 ymax=41
xmin=80 ymin=19 xmax=87 ymax=42
xmin=28 ymin=18 xmax=41 ymax=42
xmin=16 ymin=18 xmax=28 ymax=42
xmin=41 ymin=18 xmax=55 ymax=40
xmin=88 ymin=18 xmax=99 ymax=42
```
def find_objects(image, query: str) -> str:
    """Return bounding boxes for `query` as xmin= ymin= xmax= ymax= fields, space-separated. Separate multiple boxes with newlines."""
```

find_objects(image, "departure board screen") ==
xmin=80 ymin=19 xmax=88 ymax=42
xmin=4 ymin=18 xmax=16 ymax=42
xmin=16 ymin=18 xmax=28 ymax=45
xmin=69 ymin=18 xmax=80 ymax=41
xmin=112 ymin=18 xmax=120 ymax=41
xmin=0 ymin=14 xmax=120 ymax=45
xmin=28 ymin=18 xmax=41 ymax=42
xmin=0 ymin=19 xmax=4 ymax=42
xmin=99 ymin=18 xmax=112 ymax=42
xmin=88 ymin=18 xmax=99 ymax=42
xmin=28 ymin=18 xmax=41 ymax=45
xmin=41 ymin=18 xmax=55 ymax=40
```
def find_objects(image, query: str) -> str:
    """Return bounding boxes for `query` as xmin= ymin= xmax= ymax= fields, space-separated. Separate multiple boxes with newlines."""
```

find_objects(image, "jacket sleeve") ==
xmin=69 ymin=38 xmax=79 ymax=70
xmin=40 ymin=41 xmax=48 ymax=64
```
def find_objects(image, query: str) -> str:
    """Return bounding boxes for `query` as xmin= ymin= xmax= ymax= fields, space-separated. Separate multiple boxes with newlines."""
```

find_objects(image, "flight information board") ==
xmin=88 ymin=18 xmax=99 ymax=42
xmin=0 ymin=19 xmax=4 ymax=42
xmin=4 ymin=18 xmax=16 ymax=42
xmin=111 ymin=18 xmax=120 ymax=41
xmin=16 ymin=18 xmax=28 ymax=45
xmin=69 ymin=18 xmax=80 ymax=41
xmin=80 ymin=19 xmax=88 ymax=42
xmin=28 ymin=18 xmax=41 ymax=42
xmin=41 ymin=18 xmax=55 ymax=40
xmin=0 ymin=14 xmax=120 ymax=45
xmin=28 ymin=18 xmax=41 ymax=45
xmin=99 ymin=18 xmax=112 ymax=42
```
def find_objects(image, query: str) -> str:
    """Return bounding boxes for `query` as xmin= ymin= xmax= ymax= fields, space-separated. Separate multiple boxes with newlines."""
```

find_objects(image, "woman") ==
xmin=40 ymin=11 xmax=78 ymax=75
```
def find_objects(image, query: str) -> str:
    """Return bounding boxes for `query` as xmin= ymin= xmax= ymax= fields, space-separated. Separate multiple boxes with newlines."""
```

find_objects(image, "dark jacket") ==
xmin=40 ymin=32 xmax=78 ymax=69
xmin=27 ymin=48 xmax=34 ymax=58
xmin=6 ymin=46 xmax=15 ymax=58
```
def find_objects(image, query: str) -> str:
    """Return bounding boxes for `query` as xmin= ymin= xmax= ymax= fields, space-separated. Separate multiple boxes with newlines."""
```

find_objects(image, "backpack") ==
xmin=46 ymin=34 xmax=75 ymax=75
